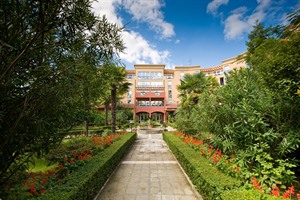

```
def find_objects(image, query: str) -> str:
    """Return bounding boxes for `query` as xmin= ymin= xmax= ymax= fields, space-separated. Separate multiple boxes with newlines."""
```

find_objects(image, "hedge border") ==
xmin=37 ymin=132 xmax=136 ymax=200
xmin=163 ymin=131 xmax=241 ymax=199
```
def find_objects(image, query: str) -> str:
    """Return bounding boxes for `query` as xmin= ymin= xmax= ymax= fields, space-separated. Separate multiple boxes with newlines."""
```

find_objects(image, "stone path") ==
xmin=95 ymin=128 xmax=201 ymax=200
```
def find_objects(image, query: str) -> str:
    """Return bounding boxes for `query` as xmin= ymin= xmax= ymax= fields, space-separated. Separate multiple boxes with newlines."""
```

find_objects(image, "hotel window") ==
xmin=137 ymin=72 xmax=150 ymax=79
xmin=168 ymin=100 xmax=173 ymax=104
xmin=127 ymin=100 xmax=132 ymax=104
xmin=137 ymin=82 xmax=150 ymax=87
xmin=127 ymin=91 xmax=132 ymax=98
xmin=224 ymin=66 xmax=230 ymax=74
xmin=165 ymin=74 xmax=173 ymax=79
xmin=151 ymin=81 xmax=163 ymax=87
xmin=168 ymin=90 xmax=172 ymax=98
xmin=151 ymin=72 xmax=163 ymax=79
xmin=180 ymin=72 xmax=184 ymax=79
xmin=126 ymin=74 xmax=135 ymax=79
xmin=220 ymin=77 xmax=224 ymax=85
xmin=168 ymin=81 xmax=172 ymax=89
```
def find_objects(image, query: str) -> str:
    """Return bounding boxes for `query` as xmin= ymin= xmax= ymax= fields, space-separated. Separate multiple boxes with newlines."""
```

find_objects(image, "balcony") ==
xmin=166 ymin=104 xmax=178 ymax=111
xmin=135 ymin=105 xmax=165 ymax=114
xmin=135 ymin=92 xmax=165 ymax=98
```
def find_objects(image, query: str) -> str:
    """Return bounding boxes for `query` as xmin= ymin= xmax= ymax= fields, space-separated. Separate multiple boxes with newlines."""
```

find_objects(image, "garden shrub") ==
xmin=220 ymin=188 xmax=282 ymax=200
xmin=35 ymin=132 xmax=136 ymax=200
xmin=163 ymin=132 xmax=241 ymax=199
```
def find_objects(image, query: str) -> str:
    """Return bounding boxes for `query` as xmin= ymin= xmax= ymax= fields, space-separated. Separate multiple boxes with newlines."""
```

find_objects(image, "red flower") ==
xmin=41 ymin=178 xmax=48 ymax=186
xmin=73 ymin=151 xmax=77 ymax=158
xmin=271 ymin=185 xmax=280 ymax=197
xmin=200 ymin=149 xmax=205 ymax=155
xmin=59 ymin=164 xmax=64 ymax=169
xmin=78 ymin=154 xmax=83 ymax=160
xmin=282 ymin=186 xmax=294 ymax=198
xmin=213 ymin=156 xmax=218 ymax=164
xmin=235 ymin=167 xmax=239 ymax=172
xmin=230 ymin=154 xmax=235 ymax=159
xmin=40 ymin=189 xmax=46 ymax=195
xmin=30 ymin=188 xmax=38 ymax=196
xmin=184 ymin=136 xmax=189 ymax=143
xmin=252 ymin=177 xmax=262 ymax=191
xmin=296 ymin=193 xmax=300 ymax=200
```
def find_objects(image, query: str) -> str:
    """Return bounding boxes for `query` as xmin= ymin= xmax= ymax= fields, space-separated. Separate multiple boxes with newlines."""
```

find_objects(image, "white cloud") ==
xmin=207 ymin=0 xmax=229 ymax=16
xmin=120 ymin=31 xmax=170 ymax=64
xmin=91 ymin=0 xmax=123 ymax=26
xmin=175 ymin=39 xmax=180 ymax=44
xmin=91 ymin=0 xmax=172 ymax=65
xmin=224 ymin=0 xmax=272 ymax=40
xmin=122 ymin=0 xmax=175 ymax=39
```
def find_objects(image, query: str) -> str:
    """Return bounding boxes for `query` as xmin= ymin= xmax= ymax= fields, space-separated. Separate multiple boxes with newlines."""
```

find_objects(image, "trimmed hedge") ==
xmin=37 ymin=132 xmax=136 ymax=200
xmin=221 ymin=188 xmax=283 ymax=200
xmin=163 ymin=132 xmax=241 ymax=199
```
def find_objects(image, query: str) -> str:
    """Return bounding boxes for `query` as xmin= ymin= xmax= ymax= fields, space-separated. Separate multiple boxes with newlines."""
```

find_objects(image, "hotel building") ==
xmin=120 ymin=53 xmax=247 ymax=122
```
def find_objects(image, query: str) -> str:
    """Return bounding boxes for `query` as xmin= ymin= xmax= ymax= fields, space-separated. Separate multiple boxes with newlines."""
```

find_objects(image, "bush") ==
xmin=36 ymin=132 xmax=136 ymax=200
xmin=221 ymin=188 xmax=282 ymax=200
xmin=163 ymin=132 xmax=241 ymax=199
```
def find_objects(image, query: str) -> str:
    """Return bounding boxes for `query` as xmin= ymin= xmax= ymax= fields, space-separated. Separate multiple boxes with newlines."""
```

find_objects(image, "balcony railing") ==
xmin=135 ymin=92 xmax=165 ymax=98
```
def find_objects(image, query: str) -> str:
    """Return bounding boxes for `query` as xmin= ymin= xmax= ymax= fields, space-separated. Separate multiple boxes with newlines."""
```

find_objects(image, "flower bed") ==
xmin=37 ymin=132 xmax=136 ymax=200
xmin=163 ymin=131 xmax=287 ymax=200
xmin=3 ymin=132 xmax=136 ymax=199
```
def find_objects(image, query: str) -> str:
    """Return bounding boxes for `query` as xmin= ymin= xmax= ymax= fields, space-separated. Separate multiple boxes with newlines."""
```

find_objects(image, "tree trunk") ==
xmin=111 ymin=86 xmax=117 ymax=134
xmin=104 ymin=100 xmax=109 ymax=126
xmin=83 ymin=85 xmax=90 ymax=136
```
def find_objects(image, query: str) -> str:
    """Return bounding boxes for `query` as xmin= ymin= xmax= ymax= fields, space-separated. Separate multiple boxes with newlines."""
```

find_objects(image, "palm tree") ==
xmin=177 ymin=72 xmax=219 ymax=109
xmin=100 ymin=62 xmax=131 ymax=133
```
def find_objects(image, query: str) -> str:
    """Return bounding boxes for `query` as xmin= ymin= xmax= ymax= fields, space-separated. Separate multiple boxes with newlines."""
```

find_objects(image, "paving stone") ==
xmin=95 ymin=129 xmax=202 ymax=200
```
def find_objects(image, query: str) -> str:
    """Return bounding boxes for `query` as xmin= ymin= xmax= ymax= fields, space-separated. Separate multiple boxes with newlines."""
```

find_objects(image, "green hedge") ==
xmin=37 ymin=132 xmax=136 ymax=200
xmin=163 ymin=132 xmax=241 ymax=199
xmin=221 ymin=188 xmax=283 ymax=200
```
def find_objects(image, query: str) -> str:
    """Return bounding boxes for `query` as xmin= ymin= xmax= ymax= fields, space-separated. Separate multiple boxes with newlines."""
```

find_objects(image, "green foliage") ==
xmin=35 ymin=133 xmax=136 ymax=200
xmin=0 ymin=0 xmax=125 ymax=187
xmin=176 ymin=71 xmax=219 ymax=134
xmin=221 ymin=188 xmax=282 ymax=200
xmin=163 ymin=132 xmax=241 ymax=199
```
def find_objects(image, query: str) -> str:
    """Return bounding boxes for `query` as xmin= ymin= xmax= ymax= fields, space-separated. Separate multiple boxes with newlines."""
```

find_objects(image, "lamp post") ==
xmin=130 ymin=120 xmax=133 ymax=132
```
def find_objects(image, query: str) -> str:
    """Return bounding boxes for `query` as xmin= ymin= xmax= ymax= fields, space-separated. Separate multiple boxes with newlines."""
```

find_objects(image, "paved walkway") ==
xmin=95 ymin=128 xmax=201 ymax=200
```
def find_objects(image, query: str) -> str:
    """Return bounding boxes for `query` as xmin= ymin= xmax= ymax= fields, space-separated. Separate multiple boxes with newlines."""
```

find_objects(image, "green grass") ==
xmin=27 ymin=157 xmax=58 ymax=173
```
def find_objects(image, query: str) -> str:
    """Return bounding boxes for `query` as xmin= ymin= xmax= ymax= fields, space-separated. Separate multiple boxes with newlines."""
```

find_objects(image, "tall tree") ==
xmin=177 ymin=72 xmax=218 ymax=109
xmin=100 ymin=63 xmax=130 ymax=134
xmin=176 ymin=72 xmax=219 ymax=134
xmin=0 ymin=0 xmax=124 ymax=188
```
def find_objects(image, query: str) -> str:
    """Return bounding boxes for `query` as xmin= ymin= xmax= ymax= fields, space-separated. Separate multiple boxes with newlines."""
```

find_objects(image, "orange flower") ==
xmin=235 ymin=167 xmax=239 ymax=172
xmin=271 ymin=185 xmax=280 ymax=197
xmin=252 ymin=177 xmax=262 ymax=191
xmin=282 ymin=186 xmax=294 ymax=199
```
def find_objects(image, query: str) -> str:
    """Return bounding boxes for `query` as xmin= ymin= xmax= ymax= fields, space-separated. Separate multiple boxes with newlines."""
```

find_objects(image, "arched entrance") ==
xmin=151 ymin=112 xmax=164 ymax=123
xmin=137 ymin=112 xmax=149 ymax=123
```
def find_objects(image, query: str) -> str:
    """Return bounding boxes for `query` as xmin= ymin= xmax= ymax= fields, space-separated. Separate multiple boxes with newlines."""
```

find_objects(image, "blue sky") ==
xmin=92 ymin=0 xmax=300 ymax=69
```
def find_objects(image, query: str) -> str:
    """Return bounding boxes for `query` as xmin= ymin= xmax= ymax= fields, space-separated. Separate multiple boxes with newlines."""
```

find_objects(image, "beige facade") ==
xmin=121 ymin=52 xmax=247 ymax=122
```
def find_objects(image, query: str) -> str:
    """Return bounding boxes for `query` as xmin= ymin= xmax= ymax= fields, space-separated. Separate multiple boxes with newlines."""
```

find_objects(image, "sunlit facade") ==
xmin=120 ymin=53 xmax=247 ymax=122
